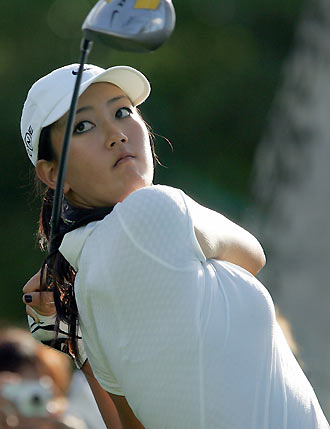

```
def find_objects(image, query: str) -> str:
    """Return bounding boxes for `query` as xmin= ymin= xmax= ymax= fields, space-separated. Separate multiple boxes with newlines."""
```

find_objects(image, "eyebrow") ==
xmin=76 ymin=95 xmax=130 ymax=114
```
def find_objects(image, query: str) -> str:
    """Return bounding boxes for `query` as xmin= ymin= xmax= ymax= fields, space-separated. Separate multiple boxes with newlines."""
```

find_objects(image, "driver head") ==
xmin=82 ymin=0 xmax=176 ymax=52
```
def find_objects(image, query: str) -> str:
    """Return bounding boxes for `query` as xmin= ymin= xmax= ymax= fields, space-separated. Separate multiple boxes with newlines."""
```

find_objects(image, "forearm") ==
xmin=196 ymin=223 xmax=265 ymax=275
xmin=218 ymin=228 xmax=266 ymax=275
xmin=81 ymin=361 xmax=122 ymax=429
xmin=81 ymin=361 xmax=144 ymax=429
xmin=192 ymin=202 xmax=266 ymax=276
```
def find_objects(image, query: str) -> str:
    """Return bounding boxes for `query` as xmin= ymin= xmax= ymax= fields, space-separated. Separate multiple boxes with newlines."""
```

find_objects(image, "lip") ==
xmin=113 ymin=153 xmax=135 ymax=167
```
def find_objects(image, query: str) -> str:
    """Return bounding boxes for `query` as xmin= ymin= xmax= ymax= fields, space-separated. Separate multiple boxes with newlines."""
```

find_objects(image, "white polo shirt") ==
xmin=60 ymin=185 xmax=328 ymax=429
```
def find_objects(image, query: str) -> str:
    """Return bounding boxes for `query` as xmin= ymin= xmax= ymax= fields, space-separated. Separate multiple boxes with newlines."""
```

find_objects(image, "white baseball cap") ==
xmin=21 ymin=64 xmax=151 ymax=165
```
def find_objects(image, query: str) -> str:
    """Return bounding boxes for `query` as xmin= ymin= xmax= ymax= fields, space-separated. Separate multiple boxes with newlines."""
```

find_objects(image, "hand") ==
xmin=22 ymin=270 xmax=55 ymax=320
xmin=22 ymin=270 xmax=87 ymax=369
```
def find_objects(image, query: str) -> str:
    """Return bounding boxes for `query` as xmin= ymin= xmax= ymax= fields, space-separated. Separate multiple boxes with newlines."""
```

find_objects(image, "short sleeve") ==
xmin=83 ymin=340 xmax=124 ymax=396
xmin=70 ymin=185 xmax=206 ymax=398
xmin=114 ymin=185 xmax=205 ymax=269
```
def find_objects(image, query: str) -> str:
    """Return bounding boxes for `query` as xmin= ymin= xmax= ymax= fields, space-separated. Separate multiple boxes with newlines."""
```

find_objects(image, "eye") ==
xmin=116 ymin=107 xmax=132 ymax=119
xmin=73 ymin=121 xmax=95 ymax=134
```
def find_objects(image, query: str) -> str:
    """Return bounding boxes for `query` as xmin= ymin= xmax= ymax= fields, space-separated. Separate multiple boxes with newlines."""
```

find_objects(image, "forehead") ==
xmin=54 ymin=82 xmax=131 ymax=128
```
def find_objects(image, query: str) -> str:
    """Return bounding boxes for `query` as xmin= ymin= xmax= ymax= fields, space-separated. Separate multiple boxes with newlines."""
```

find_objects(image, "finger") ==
xmin=22 ymin=270 xmax=42 ymax=294
xmin=25 ymin=301 xmax=56 ymax=318
xmin=22 ymin=291 xmax=54 ymax=306
xmin=23 ymin=292 xmax=56 ymax=316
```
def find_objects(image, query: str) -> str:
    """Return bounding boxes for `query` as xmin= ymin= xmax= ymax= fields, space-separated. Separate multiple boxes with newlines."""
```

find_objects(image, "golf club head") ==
xmin=82 ymin=0 xmax=176 ymax=52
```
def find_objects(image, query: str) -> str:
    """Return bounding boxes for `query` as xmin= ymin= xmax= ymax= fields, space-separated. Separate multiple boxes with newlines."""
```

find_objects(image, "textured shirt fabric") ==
xmin=60 ymin=185 xmax=328 ymax=429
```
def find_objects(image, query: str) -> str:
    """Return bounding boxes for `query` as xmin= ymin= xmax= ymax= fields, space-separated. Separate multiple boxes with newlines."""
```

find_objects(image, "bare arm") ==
xmin=107 ymin=393 xmax=144 ymax=429
xmin=189 ymin=197 xmax=266 ymax=275
xmin=82 ymin=361 xmax=143 ymax=429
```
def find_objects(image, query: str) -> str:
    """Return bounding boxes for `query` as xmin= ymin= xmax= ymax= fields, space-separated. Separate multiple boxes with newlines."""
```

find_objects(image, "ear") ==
xmin=35 ymin=160 xmax=70 ymax=193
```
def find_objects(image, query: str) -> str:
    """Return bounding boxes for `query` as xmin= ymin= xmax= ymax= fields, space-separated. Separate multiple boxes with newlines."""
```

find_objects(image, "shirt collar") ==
xmin=59 ymin=221 xmax=99 ymax=271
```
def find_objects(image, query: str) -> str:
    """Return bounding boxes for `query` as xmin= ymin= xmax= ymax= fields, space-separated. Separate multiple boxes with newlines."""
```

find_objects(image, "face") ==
xmin=48 ymin=82 xmax=154 ymax=208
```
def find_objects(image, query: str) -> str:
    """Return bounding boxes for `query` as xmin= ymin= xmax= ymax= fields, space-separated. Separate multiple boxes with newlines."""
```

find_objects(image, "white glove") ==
xmin=27 ymin=309 xmax=87 ymax=369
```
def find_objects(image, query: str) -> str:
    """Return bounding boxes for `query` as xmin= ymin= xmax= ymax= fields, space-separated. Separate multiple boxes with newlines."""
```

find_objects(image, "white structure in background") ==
xmin=248 ymin=0 xmax=330 ymax=419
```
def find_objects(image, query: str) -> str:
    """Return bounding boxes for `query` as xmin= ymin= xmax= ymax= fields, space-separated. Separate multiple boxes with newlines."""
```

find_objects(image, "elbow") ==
xmin=220 ymin=245 xmax=266 ymax=277
xmin=247 ymin=233 xmax=266 ymax=276
xmin=253 ymin=248 xmax=266 ymax=276
xmin=240 ymin=239 xmax=266 ymax=276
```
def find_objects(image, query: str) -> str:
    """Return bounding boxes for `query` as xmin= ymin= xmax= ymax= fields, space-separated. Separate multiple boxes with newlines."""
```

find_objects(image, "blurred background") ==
xmin=1 ymin=0 xmax=330 ymax=420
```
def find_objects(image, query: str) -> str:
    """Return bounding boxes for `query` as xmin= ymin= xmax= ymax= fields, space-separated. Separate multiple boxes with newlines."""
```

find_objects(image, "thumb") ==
xmin=23 ymin=269 xmax=47 ymax=294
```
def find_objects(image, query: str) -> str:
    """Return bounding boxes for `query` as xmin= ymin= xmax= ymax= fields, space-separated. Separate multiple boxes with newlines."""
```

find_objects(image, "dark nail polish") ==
xmin=24 ymin=294 xmax=32 ymax=303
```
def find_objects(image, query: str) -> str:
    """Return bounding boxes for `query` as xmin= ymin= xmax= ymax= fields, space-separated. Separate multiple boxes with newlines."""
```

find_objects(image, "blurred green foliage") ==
xmin=1 ymin=0 xmax=303 ymax=323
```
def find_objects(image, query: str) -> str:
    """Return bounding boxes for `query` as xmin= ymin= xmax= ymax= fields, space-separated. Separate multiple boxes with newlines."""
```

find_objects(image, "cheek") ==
xmin=140 ymin=133 xmax=154 ymax=176
xmin=133 ymin=121 xmax=153 ymax=162
xmin=64 ymin=144 xmax=99 ymax=191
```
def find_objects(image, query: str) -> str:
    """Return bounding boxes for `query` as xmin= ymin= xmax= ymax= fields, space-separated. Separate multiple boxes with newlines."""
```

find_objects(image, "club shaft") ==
xmin=49 ymin=38 xmax=93 ymax=255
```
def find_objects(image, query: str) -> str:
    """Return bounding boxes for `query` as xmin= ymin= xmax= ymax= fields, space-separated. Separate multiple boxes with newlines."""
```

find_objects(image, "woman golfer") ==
xmin=21 ymin=64 xmax=329 ymax=428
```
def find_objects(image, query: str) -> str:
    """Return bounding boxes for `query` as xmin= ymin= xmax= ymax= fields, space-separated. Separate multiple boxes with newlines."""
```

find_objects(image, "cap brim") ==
xmin=43 ymin=65 xmax=150 ymax=128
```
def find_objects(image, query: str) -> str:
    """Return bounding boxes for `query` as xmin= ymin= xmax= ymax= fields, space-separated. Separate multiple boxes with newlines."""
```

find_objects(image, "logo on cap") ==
xmin=72 ymin=67 xmax=92 ymax=76
xmin=24 ymin=126 xmax=34 ymax=156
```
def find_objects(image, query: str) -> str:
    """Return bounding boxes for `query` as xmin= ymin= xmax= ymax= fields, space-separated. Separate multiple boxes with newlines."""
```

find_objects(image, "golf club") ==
xmin=49 ymin=0 xmax=176 ymax=254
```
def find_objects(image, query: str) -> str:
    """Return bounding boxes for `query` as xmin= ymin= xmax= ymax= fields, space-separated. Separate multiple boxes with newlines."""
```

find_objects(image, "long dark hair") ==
xmin=36 ymin=115 xmax=159 ymax=365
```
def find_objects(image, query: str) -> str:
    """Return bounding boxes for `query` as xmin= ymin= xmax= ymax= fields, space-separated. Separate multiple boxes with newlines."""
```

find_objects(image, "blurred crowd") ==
xmin=0 ymin=325 xmax=105 ymax=429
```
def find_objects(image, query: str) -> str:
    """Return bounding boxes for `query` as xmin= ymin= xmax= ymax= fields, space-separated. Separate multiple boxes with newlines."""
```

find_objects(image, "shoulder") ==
xmin=114 ymin=185 xmax=189 ymax=226
xmin=108 ymin=185 xmax=199 ymax=266
xmin=66 ymin=186 xmax=204 ymax=271
xmin=119 ymin=185 xmax=186 ymax=210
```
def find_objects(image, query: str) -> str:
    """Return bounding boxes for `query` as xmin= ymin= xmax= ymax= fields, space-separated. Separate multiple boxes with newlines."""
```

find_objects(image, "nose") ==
xmin=106 ymin=132 xmax=128 ymax=149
